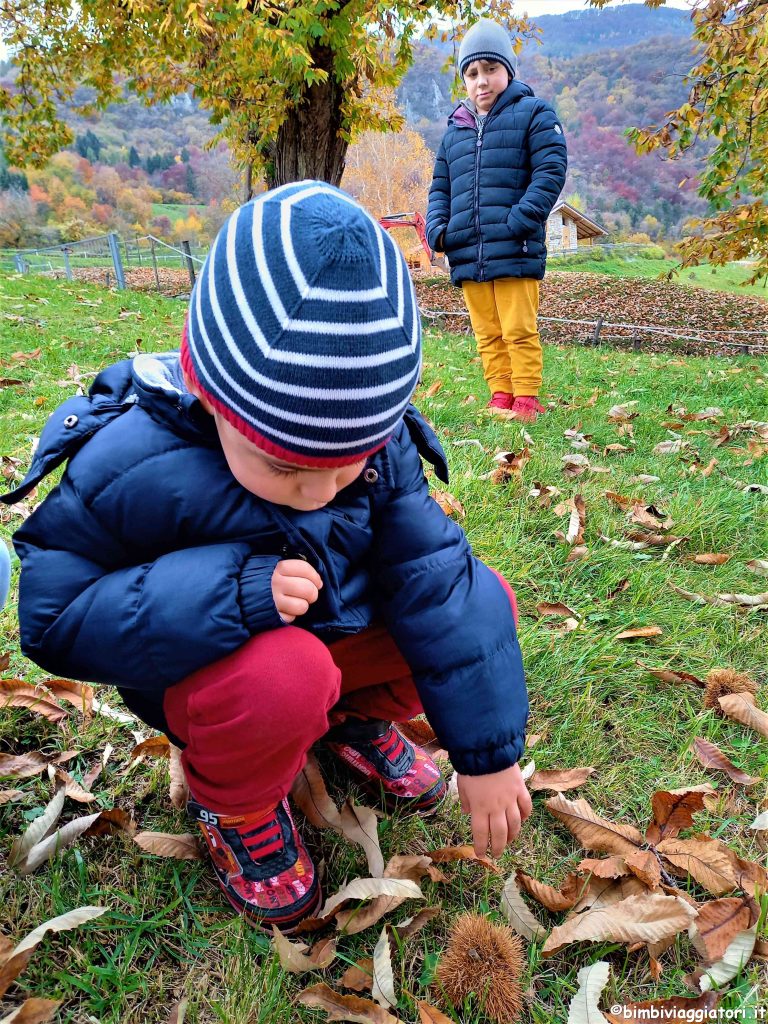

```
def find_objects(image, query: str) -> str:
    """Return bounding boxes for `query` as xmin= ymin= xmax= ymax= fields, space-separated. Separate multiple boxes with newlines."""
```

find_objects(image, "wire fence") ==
xmin=0 ymin=232 xmax=207 ymax=292
xmin=2 ymin=233 xmax=767 ymax=356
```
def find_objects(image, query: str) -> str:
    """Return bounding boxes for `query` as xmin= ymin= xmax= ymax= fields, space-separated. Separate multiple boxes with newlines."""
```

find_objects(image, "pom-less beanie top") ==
xmin=181 ymin=180 xmax=422 ymax=467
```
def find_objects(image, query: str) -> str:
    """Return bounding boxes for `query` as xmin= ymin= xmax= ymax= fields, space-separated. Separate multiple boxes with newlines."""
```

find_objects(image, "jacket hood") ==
xmin=1 ymin=352 xmax=212 ymax=505
xmin=450 ymin=79 xmax=534 ymax=127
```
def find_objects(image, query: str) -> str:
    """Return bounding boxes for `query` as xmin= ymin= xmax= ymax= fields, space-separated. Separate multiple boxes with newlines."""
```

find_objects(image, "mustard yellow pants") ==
xmin=461 ymin=278 xmax=543 ymax=397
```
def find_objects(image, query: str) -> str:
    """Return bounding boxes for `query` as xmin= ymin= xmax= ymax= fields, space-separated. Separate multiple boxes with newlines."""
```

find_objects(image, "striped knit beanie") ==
xmin=181 ymin=180 xmax=422 ymax=467
xmin=458 ymin=19 xmax=517 ymax=80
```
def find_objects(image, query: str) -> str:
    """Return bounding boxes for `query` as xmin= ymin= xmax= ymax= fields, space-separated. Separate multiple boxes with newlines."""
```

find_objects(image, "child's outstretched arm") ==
xmin=372 ymin=414 xmax=529 ymax=855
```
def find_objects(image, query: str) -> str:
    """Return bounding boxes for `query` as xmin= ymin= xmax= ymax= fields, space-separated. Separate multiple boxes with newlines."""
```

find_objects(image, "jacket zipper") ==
xmin=474 ymin=117 xmax=485 ymax=281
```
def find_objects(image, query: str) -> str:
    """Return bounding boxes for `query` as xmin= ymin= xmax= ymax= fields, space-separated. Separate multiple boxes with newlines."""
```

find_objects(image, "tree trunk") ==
xmin=264 ymin=72 xmax=349 ymax=190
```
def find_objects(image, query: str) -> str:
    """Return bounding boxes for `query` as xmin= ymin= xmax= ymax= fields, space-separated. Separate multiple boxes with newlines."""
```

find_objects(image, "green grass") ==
xmin=548 ymin=250 xmax=768 ymax=297
xmin=1 ymin=272 xmax=767 ymax=1022
xmin=151 ymin=203 xmax=206 ymax=225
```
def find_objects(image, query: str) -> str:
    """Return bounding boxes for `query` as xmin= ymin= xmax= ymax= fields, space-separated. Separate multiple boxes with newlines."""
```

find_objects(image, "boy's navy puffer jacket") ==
xmin=426 ymin=80 xmax=567 ymax=285
xmin=4 ymin=353 xmax=528 ymax=777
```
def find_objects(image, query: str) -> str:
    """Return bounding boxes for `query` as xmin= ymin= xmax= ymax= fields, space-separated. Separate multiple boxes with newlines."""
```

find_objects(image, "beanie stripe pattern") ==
xmin=182 ymin=181 xmax=422 ymax=467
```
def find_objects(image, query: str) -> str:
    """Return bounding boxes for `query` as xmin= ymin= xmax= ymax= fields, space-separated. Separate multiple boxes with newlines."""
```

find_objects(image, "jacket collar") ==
xmin=449 ymin=79 xmax=534 ymax=128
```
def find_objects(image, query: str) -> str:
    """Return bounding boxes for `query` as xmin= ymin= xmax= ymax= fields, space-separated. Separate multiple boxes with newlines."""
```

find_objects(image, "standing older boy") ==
xmin=427 ymin=18 xmax=568 ymax=422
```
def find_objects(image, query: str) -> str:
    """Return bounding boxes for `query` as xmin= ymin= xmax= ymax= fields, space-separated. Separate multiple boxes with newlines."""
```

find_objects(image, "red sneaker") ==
xmin=487 ymin=392 xmax=515 ymax=412
xmin=511 ymin=396 xmax=546 ymax=423
xmin=189 ymin=796 xmax=321 ymax=932
xmin=326 ymin=717 xmax=446 ymax=815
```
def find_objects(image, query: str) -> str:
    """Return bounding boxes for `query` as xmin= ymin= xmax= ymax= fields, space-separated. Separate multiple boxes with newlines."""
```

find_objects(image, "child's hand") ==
xmin=272 ymin=560 xmax=323 ymax=623
xmin=457 ymin=764 xmax=533 ymax=859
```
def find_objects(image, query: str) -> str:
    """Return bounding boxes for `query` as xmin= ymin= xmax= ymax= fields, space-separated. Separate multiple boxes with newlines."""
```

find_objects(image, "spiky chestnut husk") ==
xmin=435 ymin=913 xmax=525 ymax=1023
xmin=704 ymin=668 xmax=758 ymax=710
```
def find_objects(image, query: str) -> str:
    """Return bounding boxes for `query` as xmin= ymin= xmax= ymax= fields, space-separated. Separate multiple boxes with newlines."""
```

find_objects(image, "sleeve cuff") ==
xmin=448 ymin=733 xmax=526 ymax=776
xmin=239 ymin=555 xmax=284 ymax=634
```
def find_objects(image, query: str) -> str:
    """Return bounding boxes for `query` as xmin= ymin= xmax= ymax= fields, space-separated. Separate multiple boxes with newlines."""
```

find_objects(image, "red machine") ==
xmin=377 ymin=211 xmax=440 ymax=266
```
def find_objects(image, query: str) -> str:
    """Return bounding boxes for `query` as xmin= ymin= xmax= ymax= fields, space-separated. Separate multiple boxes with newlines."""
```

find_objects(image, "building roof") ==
xmin=551 ymin=200 xmax=607 ymax=239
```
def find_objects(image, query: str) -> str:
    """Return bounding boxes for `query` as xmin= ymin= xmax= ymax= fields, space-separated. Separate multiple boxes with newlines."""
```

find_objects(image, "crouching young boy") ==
xmin=5 ymin=182 xmax=531 ymax=932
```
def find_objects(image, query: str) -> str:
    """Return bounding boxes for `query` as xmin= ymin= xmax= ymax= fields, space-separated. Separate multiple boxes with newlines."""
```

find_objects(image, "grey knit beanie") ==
xmin=458 ymin=19 xmax=517 ymax=80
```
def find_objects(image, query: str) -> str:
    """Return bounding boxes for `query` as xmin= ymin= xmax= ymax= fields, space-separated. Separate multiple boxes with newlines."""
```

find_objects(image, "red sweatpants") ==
xmin=164 ymin=572 xmax=518 ymax=816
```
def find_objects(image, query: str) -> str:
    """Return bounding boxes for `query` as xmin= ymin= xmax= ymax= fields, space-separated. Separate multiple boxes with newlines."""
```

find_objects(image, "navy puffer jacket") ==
xmin=4 ymin=353 xmax=528 ymax=777
xmin=426 ymin=80 xmax=567 ymax=284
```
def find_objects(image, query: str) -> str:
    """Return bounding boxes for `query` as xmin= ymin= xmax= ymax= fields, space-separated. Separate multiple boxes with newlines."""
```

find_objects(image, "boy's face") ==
xmin=184 ymin=371 xmax=365 ymax=510
xmin=463 ymin=59 xmax=510 ymax=114
xmin=212 ymin=411 xmax=366 ymax=511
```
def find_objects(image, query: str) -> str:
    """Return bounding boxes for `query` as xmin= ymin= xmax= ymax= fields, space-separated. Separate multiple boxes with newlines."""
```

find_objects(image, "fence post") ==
xmin=181 ymin=240 xmax=196 ymax=287
xmin=632 ymin=332 xmax=642 ymax=352
xmin=13 ymin=254 xmax=26 ymax=274
xmin=150 ymin=238 xmax=161 ymax=291
xmin=107 ymin=233 xmax=126 ymax=290
xmin=591 ymin=316 xmax=603 ymax=347
xmin=135 ymin=236 xmax=142 ymax=266
xmin=61 ymin=246 xmax=73 ymax=281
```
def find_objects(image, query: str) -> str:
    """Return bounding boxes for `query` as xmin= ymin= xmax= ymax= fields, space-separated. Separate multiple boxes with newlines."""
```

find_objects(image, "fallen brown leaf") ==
xmin=340 ymin=959 xmax=373 ymax=992
xmin=692 ymin=737 xmax=760 ymax=786
xmin=0 ymin=997 xmax=62 ymax=1022
xmin=645 ymin=789 xmax=712 ymax=845
xmin=694 ymin=894 xmax=760 ymax=961
xmin=578 ymin=856 xmax=629 ymax=879
xmin=130 ymin=735 xmax=171 ymax=761
xmin=431 ymin=490 xmax=465 ymax=519
xmin=745 ymin=558 xmax=768 ymax=576
xmin=683 ymin=553 xmax=731 ymax=565
xmin=671 ymin=585 xmax=768 ymax=606
xmin=500 ymin=872 xmax=548 ymax=941
xmin=0 ymin=751 xmax=76 ymax=780
xmin=487 ymin=448 xmax=531 ymax=484
xmin=336 ymin=858 xmax=443 ymax=935
xmin=569 ymin=873 xmax=649 ymax=916
xmin=546 ymin=794 xmax=644 ymax=856
xmin=605 ymin=578 xmax=630 ymax=601
xmin=319 ymin=877 xmax=422 ymax=922
xmin=133 ymin=832 xmax=202 ymax=860
xmin=271 ymin=926 xmax=336 ymax=975
xmin=416 ymin=1002 xmax=454 ymax=1024
xmin=0 ymin=681 xmax=66 ymax=724
xmin=615 ymin=626 xmax=663 ymax=641
xmin=168 ymin=744 xmax=188 ymax=810
xmin=391 ymin=905 xmax=442 ymax=941
xmin=656 ymin=837 xmax=739 ymax=896
xmin=0 ymin=906 xmax=106 ymax=999
xmin=298 ymin=983 xmax=400 ymax=1023
xmin=515 ymin=869 xmax=583 ymax=912
xmin=429 ymin=844 xmax=500 ymax=874
xmin=424 ymin=380 xmax=443 ymax=398
xmin=717 ymin=692 xmax=768 ymax=737
xmin=624 ymin=849 xmax=662 ymax=890
xmin=541 ymin=892 xmax=697 ymax=957
xmin=643 ymin=665 xmax=705 ymax=688
xmin=528 ymin=767 xmax=595 ymax=792
xmin=536 ymin=601 xmax=579 ymax=620
xmin=291 ymin=752 xmax=384 ymax=877
xmin=44 ymin=679 xmax=93 ymax=714
xmin=371 ymin=925 xmax=396 ymax=1009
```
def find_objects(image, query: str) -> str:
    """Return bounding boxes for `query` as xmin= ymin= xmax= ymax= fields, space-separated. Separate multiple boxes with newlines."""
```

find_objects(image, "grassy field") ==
xmin=548 ymin=250 xmax=768 ymax=298
xmin=1 ymin=272 xmax=767 ymax=1023
xmin=151 ymin=203 xmax=207 ymax=225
